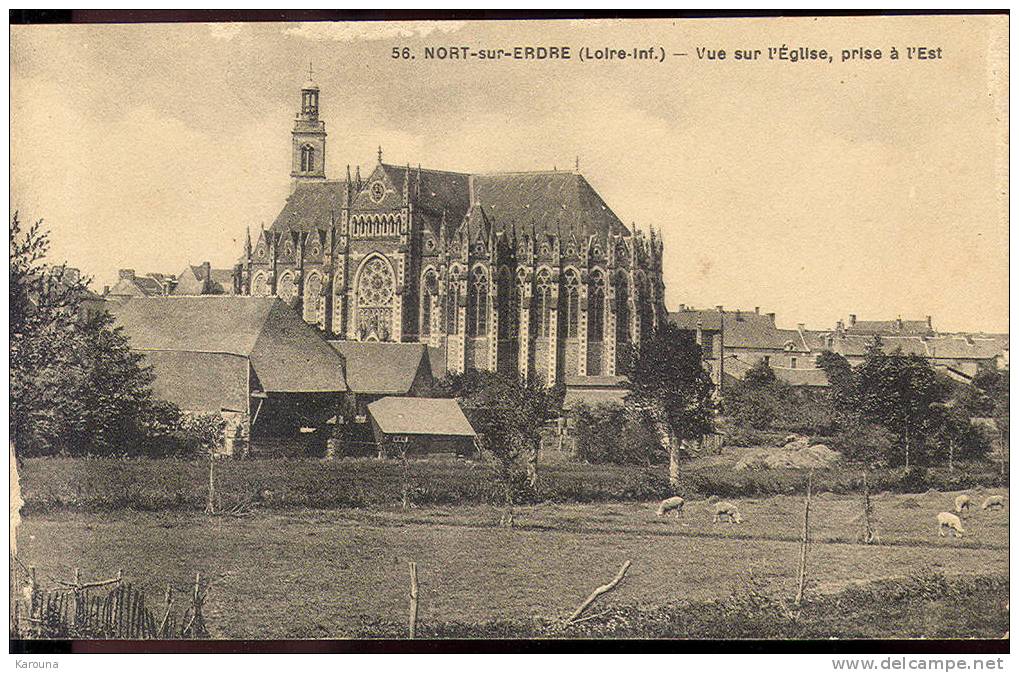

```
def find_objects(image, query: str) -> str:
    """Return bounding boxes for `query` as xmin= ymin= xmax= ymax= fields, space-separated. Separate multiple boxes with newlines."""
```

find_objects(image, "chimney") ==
xmin=849 ymin=314 xmax=857 ymax=326
xmin=836 ymin=320 xmax=845 ymax=337
xmin=119 ymin=269 xmax=136 ymax=280
xmin=767 ymin=312 xmax=776 ymax=324
xmin=755 ymin=306 xmax=760 ymax=315
xmin=715 ymin=305 xmax=724 ymax=315
xmin=695 ymin=319 xmax=703 ymax=346
xmin=735 ymin=309 xmax=742 ymax=322
xmin=896 ymin=317 xmax=903 ymax=331
xmin=102 ymin=285 xmax=110 ymax=296
xmin=926 ymin=315 xmax=933 ymax=329
xmin=797 ymin=323 xmax=805 ymax=332
xmin=678 ymin=303 xmax=686 ymax=311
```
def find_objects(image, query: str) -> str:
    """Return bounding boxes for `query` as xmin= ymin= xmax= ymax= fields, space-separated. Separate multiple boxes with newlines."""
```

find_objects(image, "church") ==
xmin=235 ymin=73 xmax=667 ymax=387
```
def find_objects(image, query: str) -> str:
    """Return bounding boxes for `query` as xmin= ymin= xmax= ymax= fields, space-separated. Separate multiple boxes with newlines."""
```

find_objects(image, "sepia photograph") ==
xmin=7 ymin=10 xmax=1010 ymax=657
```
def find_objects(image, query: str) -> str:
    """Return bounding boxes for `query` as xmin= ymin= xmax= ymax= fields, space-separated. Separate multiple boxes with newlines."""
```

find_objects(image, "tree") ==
xmin=624 ymin=322 xmax=715 ymax=492
xmin=441 ymin=370 xmax=564 ymax=526
xmin=10 ymin=212 xmax=156 ymax=456
xmin=854 ymin=350 xmax=949 ymax=469
xmin=573 ymin=402 xmax=665 ymax=465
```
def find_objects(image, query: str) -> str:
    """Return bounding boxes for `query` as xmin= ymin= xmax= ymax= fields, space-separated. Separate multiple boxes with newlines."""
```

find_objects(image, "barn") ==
xmin=109 ymin=296 xmax=347 ymax=455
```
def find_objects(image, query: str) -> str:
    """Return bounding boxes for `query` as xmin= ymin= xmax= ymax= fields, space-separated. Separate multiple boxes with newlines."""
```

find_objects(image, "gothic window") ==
xmin=303 ymin=272 xmax=322 ymax=323
xmin=498 ymin=267 xmax=515 ymax=339
xmin=301 ymin=145 xmax=315 ymax=172
xmin=563 ymin=269 xmax=580 ymax=338
xmin=515 ymin=271 xmax=528 ymax=337
xmin=614 ymin=271 xmax=630 ymax=343
xmin=355 ymin=255 xmax=395 ymax=341
xmin=251 ymin=272 xmax=268 ymax=297
xmin=468 ymin=266 xmax=489 ymax=337
xmin=535 ymin=268 xmax=553 ymax=338
xmin=445 ymin=267 xmax=462 ymax=335
xmin=420 ymin=269 xmax=437 ymax=338
xmin=589 ymin=270 xmax=606 ymax=341
xmin=277 ymin=272 xmax=297 ymax=304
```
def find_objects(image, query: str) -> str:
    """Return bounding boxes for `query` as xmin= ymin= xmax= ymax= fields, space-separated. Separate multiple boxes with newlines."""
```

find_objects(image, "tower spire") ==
xmin=291 ymin=65 xmax=326 ymax=190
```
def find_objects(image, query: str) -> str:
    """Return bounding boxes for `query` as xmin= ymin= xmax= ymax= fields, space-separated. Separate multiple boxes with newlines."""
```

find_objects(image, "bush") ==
xmin=18 ymin=455 xmax=1005 ymax=514
xmin=573 ymin=402 xmax=665 ymax=465
xmin=140 ymin=401 xmax=226 ymax=458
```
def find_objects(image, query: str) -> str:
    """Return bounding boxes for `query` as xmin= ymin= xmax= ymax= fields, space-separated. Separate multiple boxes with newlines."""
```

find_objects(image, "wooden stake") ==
xmin=206 ymin=454 xmax=216 ymax=515
xmin=794 ymin=471 xmax=812 ymax=608
xmin=408 ymin=562 xmax=418 ymax=639
xmin=567 ymin=560 xmax=631 ymax=623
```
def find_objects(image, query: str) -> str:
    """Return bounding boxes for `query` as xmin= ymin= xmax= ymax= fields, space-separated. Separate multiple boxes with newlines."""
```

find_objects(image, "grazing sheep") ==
xmin=982 ymin=495 xmax=1005 ymax=511
xmin=713 ymin=501 xmax=742 ymax=524
xmin=937 ymin=511 xmax=965 ymax=538
xmin=954 ymin=494 xmax=972 ymax=514
xmin=656 ymin=496 xmax=685 ymax=518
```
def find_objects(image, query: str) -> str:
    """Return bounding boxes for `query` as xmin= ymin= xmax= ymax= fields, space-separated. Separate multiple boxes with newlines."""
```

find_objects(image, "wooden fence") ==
xmin=10 ymin=557 xmax=208 ymax=640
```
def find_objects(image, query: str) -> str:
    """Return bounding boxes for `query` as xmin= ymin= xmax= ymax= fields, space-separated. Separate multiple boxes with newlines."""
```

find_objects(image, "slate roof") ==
xmin=829 ymin=334 xmax=1003 ymax=360
xmin=669 ymin=308 xmax=809 ymax=352
xmin=724 ymin=357 xmax=829 ymax=387
xmin=109 ymin=296 xmax=346 ymax=393
xmin=844 ymin=318 xmax=933 ymax=336
xmin=268 ymin=164 xmax=630 ymax=241
xmin=367 ymin=397 xmax=476 ymax=437
xmin=328 ymin=341 xmax=432 ymax=395
xmin=271 ymin=180 xmax=348 ymax=231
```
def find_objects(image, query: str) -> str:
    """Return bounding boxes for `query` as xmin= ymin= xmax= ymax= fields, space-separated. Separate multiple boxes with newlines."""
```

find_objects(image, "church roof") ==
xmin=271 ymin=180 xmax=348 ymax=231
xmin=109 ymin=296 xmax=347 ymax=393
xmin=268 ymin=164 xmax=631 ymax=241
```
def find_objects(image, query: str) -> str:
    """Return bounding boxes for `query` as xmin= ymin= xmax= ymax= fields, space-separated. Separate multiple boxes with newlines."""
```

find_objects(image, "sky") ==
xmin=10 ymin=16 xmax=1009 ymax=332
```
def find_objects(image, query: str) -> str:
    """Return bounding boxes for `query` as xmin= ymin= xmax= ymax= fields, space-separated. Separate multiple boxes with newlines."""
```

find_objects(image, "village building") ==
xmin=173 ymin=261 xmax=238 ymax=296
xmin=367 ymin=396 xmax=477 ymax=458
xmin=234 ymin=73 xmax=667 ymax=397
xmin=108 ymin=296 xmax=348 ymax=455
xmin=669 ymin=305 xmax=826 ymax=389
xmin=106 ymin=269 xmax=176 ymax=298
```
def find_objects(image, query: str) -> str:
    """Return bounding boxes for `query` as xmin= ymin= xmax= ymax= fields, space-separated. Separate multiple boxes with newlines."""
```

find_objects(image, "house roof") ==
xmin=328 ymin=341 xmax=431 ymax=395
xmin=669 ymin=308 xmax=810 ymax=352
xmin=844 ymin=318 xmax=933 ymax=336
xmin=367 ymin=397 xmax=476 ymax=437
xmin=109 ymin=296 xmax=346 ymax=393
xmin=829 ymin=334 xmax=1003 ymax=360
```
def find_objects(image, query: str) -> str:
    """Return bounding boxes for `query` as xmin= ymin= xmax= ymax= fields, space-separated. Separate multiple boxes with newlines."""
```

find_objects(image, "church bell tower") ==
xmin=291 ymin=64 xmax=326 ymax=189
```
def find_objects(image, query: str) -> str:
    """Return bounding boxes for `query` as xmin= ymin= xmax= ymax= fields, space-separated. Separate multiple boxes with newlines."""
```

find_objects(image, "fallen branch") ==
xmin=566 ymin=560 xmax=631 ymax=623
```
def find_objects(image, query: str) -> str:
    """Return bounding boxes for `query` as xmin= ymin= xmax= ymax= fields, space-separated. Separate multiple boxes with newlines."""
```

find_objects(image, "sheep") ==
xmin=656 ymin=496 xmax=685 ymax=518
xmin=982 ymin=495 xmax=1005 ymax=511
xmin=937 ymin=511 xmax=965 ymax=538
xmin=954 ymin=494 xmax=972 ymax=514
xmin=713 ymin=501 xmax=742 ymax=524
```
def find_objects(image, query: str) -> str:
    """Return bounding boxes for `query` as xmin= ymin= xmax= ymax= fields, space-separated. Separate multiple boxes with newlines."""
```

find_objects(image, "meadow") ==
xmin=15 ymin=488 xmax=1008 ymax=639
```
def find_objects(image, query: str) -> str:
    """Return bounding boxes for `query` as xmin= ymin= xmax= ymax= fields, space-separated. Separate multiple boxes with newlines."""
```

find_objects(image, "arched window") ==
xmin=420 ymin=269 xmax=437 ymax=338
xmin=563 ymin=269 xmax=580 ymax=338
xmin=535 ymin=269 xmax=553 ymax=338
xmin=468 ymin=266 xmax=489 ymax=336
xmin=589 ymin=270 xmax=606 ymax=341
xmin=301 ymin=145 xmax=315 ymax=172
xmin=277 ymin=272 xmax=297 ymax=304
xmin=445 ymin=268 xmax=462 ymax=335
xmin=303 ymin=272 xmax=322 ymax=323
xmin=251 ymin=272 xmax=268 ymax=297
xmin=498 ymin=267 xmax=515 ymax=339
xmin=614 ymin=271 xmax=630 ymax=343
xmin=355 ymin=255 xmax=395 ymax=341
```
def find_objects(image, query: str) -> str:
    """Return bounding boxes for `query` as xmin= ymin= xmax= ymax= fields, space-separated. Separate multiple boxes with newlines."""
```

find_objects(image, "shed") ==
xmin=367 ymin=397 xmax=476 ymax=458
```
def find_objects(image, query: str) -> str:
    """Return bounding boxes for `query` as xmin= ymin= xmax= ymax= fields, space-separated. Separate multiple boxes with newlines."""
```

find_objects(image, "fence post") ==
xmin=408 ymin=562 xmax=418 ymax=639
xmin=794 ymin=471 xmax=813 ymax=608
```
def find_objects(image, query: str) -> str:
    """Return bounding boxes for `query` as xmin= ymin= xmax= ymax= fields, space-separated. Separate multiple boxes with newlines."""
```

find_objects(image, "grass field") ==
xmin=15 ymin=488 xmax=1008 ymax=639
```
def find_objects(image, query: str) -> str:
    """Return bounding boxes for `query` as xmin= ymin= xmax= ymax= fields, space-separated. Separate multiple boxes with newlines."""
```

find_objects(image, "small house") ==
xmin=367 ymin=397 xmax=476 ymax=458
